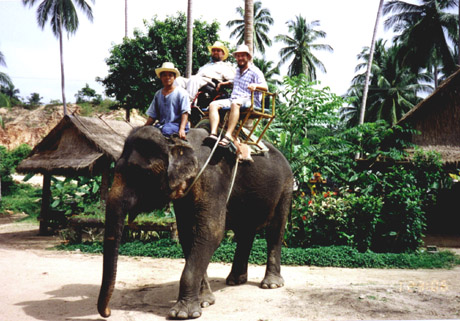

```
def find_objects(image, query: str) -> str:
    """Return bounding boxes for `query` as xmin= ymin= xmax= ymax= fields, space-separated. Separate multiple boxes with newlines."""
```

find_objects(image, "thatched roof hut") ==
xmin=17 ymin=114 xmax=138 ymax=176
xmin=16 ymin=114 xmax=141 ymax=235
xmin=397 ymin=69 xmax=460 ymax=168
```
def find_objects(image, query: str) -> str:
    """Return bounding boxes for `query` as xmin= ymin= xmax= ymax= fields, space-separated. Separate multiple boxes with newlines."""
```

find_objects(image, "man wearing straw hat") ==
xmin=207 ymin=44 xmax=267 ymax=148
xmin=144 ymin=62 xmax=190 ymax=140
xmin=175 ymin=41 xmax=235 ymax=102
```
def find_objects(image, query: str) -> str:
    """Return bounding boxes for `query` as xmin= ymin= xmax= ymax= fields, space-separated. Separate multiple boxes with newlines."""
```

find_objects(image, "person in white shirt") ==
xmin=174 ymin=41 xmax=235 ymax=102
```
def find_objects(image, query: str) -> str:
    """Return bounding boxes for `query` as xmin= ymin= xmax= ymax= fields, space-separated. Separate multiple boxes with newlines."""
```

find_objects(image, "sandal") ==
xmin=218 ymin=136 xmax=233 ymax=148
xmin=204 ymin=134 xmax=219 ymax=143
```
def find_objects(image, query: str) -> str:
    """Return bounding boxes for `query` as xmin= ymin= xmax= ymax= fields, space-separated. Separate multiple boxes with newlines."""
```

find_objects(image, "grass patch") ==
xmin=56 ymin=238 xmax=460 ymax=269
xmin=0 ymin=183 xmax=41 ymax=222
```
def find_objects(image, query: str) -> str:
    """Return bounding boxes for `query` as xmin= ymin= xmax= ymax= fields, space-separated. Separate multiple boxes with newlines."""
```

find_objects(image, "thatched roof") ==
xmin=398 ymin=68 xmax=460 ymax=126
xmin=17 ymin=115 xmax=139 ymax=176
xmin=396 ymin=68 xmax=460 ymax=167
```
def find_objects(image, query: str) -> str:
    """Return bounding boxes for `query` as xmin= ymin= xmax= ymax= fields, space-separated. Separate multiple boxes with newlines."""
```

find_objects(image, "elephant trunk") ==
xmin=97 ymin=173 xmax=128 ymax=318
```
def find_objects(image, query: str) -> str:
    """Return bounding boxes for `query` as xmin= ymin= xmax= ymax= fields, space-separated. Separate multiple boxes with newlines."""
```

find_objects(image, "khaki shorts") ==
xmin=211 ymin=98 xmax=252 ymax=109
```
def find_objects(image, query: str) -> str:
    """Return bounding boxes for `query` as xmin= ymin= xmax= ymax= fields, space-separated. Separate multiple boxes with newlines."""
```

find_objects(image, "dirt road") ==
xmin=1 ymin=215 xmax=459 ymax=321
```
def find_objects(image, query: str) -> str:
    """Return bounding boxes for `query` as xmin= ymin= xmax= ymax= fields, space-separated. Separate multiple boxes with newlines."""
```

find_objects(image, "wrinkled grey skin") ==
xmin=97 ymin=126 xmax=293 ymax=319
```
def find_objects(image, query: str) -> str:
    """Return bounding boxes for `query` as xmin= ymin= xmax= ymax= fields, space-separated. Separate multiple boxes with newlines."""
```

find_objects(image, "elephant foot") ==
xmin=226 ymin=272 xmax=248 ymax=286
xmin=168 ymin=299 xmax=202 ymax=319
xmin=261 ymin=274 xmax=284 ymax=289
xmin=200 ymin=291 xmax=215 ymax=308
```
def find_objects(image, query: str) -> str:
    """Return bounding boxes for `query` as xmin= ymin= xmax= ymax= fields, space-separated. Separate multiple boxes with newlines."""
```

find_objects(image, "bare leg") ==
xmin=208 ymin=102 xmax=220 ymax=135
xmin=224 ymin=102 xmax=241 ymax=139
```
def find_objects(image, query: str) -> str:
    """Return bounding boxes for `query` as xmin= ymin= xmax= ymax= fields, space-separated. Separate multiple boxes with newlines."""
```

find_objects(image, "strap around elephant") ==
xmin=182 ymin=123 xmax=225 ymax=197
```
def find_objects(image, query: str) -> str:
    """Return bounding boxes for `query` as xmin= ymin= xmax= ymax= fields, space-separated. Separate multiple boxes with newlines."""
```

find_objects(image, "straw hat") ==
xmin=208 ymin=41 xmax=229 ymax=60
xmin=155 ymin=62 xmax=180 ymax=78
xmin=233 ymin=44 xmax=252 ymax=59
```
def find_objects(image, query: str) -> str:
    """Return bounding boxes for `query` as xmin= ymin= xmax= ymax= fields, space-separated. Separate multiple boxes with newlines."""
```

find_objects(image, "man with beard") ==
xmin=206 ymin=44 xmax=267 ymax=148
xmin=175 ymin=41 xmax=235 ymax=102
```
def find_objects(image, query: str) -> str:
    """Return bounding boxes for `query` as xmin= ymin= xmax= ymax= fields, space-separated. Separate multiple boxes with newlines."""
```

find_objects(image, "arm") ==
xmin=216 ymin=80 xmax=233 ymax=92
xmin=178 ymin=112 xmax=188 ymax=140
xmin=248 ymin=83 xmax=268 ymax=92
xmin=144 ymin=116 xmax=156 ymax=126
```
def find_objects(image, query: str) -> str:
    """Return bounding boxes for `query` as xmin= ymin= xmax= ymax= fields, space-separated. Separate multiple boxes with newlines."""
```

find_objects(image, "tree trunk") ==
xmin=186 ymin=0 xmax=193 ymax=78
xmin=359 ymin=0 xmax=384 ymax=125
xmin=124 ymin=0 xmax=128 ymax=38
xmin=244 ymin=0 xmax=254 ymax=58
xmin=458 ymin=0 xmax=460 ymax=67
xmin=59 ymin=18 xmax=67 ymax=115
xmin=39 ymin=173 xmax=51 ymax=235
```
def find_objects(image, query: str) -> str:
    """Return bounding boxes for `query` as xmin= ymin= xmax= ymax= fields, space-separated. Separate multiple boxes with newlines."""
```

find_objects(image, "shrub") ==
xmin=0 ymin=144 xmax=31 ymax=196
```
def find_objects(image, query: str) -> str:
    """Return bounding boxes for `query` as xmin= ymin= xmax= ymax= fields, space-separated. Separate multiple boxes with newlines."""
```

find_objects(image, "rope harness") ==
xmin=182 ymin=120 xmax=239 ymax=204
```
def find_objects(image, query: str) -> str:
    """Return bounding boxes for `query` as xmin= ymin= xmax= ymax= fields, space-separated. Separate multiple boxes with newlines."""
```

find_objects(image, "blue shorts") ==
xmin=155 ymin=122 xmax=189 ymax=137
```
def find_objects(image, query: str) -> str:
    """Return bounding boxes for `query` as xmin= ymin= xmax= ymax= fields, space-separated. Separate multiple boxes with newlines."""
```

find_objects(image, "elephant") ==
xmin=97 ymin=126 xmax=293 ymax=319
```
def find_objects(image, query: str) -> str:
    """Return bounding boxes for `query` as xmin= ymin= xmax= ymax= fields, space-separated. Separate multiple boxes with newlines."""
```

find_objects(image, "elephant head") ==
xmin=97 ymin=126 xmax=198 ymax=317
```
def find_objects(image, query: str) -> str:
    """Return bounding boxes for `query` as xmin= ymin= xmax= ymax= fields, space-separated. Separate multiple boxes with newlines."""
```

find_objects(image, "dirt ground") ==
xmin=1 ymin=215 xmax=460 ymax=321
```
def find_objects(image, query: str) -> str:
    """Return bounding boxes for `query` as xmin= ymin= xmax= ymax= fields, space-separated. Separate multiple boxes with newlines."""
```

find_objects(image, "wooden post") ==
xmin=39 ymin=173 xmax=51 ymax=235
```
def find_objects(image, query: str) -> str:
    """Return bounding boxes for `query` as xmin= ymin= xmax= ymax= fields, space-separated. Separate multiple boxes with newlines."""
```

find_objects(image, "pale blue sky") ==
xmin=0 ymin=0 xmax=390 ymax=104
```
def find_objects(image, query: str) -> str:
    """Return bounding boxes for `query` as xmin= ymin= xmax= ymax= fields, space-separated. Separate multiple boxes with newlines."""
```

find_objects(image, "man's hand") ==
xmin=178 ymin=129 xmax=187 ymax=140
xmin=248 ymin=83 xmax=257 ymax=91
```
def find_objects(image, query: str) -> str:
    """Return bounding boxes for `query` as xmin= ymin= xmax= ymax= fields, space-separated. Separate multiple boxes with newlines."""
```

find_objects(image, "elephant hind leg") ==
xmin=261 ymin=192 xmax=291 ymax=289
xmin=226 ymin=229 xmax=256 ymax=286
xmin=200 ymin=273 xmax=215 ymax=308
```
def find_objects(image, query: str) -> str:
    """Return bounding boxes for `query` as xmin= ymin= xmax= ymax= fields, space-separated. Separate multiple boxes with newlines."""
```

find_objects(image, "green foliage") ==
xmin=100 ymin=13 xmax=220 ymax=113
xmin=226 ymin=1 xmax=274 ymax=55
xmin=0 ymin=92 xmax=10 ymax=107
xmin=0 ymin=183 xmax=41 ymax=219
xmin=344 ymin=40 xmax=432 ymax=126
xmin=25 ymin=92 xmax=42 ymax=108
xmin=266 ymin=75 xmax=447 ymax=253
xmin=50 ymin=176 xmax=103 ymax=216
xmin=57 ymin=239 xmax=460 ymax=269
xmin=265 ymin=75 xmax=345 ymax=187
xmin=288 ymin=191 xmax=383 ymax=251
xmin=0 ymin=144 xmax=31 ymax=195
xmin=275 ymin=16 xmax=333 ymax=79
xmin=75 ymin=83 xmax=102 ymax=105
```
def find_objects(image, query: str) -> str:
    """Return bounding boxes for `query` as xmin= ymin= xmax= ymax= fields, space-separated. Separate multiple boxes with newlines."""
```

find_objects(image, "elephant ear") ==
xmin=167 ymin=139 xmax=198 ymax=199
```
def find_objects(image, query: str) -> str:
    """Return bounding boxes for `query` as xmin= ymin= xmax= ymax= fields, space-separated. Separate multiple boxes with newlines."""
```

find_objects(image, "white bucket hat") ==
xmin=155 ymin=62 xmax=180 ymax=78
xmin=233 ymin=44 xmax=252 ymax=59
xmin=208 ymin=41 xmax=229 ymax=60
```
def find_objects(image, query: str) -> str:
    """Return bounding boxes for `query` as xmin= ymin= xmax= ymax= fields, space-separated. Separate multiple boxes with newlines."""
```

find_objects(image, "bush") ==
xmin=56 ymin=239 xmax=460 ymax=269
xmin=0 ymin=144 xmax=31 ymax=196
xmin=0 ymin=183 xmax=41 ymax=219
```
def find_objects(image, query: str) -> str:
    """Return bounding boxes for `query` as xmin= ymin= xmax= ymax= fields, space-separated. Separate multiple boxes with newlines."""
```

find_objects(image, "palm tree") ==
xmin=226 ymin=0 xmax=273 ymax=55
xmin=253 ymin=56 xmax=281 ymax=90
xmin=275 ymin=16 xmax=333 ymax=79
xmin=359 ymin=0 xmax=384 ymax=126
xmin=186 ymin=0 xmax=193 ymax=78
xmin=124 ymin=0 xmax=128 ymax=38
xmin=345 ymin=40 xmax=433 ymax=126
xmin=1 ymin=83 xmax=21 ymax=103
xmin=22 ymin=0 xmax=94 ymax=115
xmin=0 ymin=50 xmax=12 ymax=88
xmin=383 ymin=0 xmax=458 ymax=84
xmin=244 ymin=0 xmax=254 ymax=56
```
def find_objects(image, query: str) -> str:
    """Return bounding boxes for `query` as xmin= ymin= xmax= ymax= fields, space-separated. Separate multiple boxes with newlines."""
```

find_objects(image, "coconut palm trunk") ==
xmin=244 ymin=0 xmax=254 ymax=57
xmin=59 ymin=18 xmax=67 ymax=115
xmin=186 ymin=0 xmax=193 ymax=78
xmin=124 ymin=0 xmax=128 ymax=38
xmin=359 ymin=0 xmax=384 ymax=125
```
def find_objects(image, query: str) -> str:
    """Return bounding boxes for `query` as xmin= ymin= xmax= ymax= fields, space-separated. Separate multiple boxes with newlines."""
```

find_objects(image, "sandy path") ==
xmin=0 ymin=217 xmax=459 ymax=321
